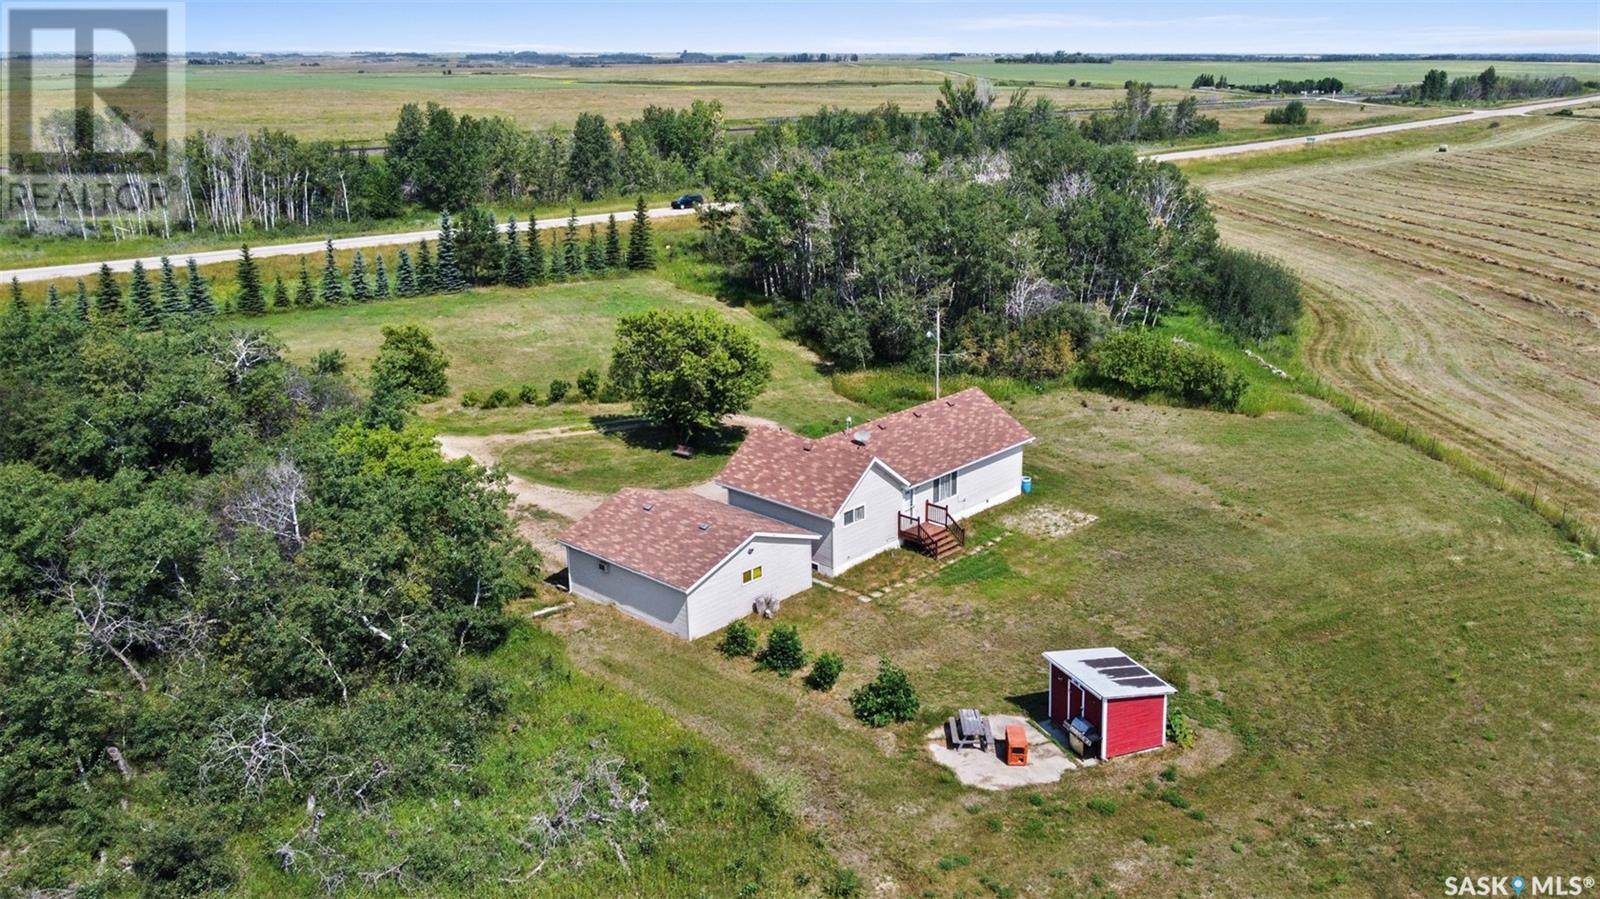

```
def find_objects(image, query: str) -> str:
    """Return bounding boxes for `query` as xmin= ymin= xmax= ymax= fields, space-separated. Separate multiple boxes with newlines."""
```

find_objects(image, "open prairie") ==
xmin=1195 ymin=118 xmax=1600 ymax=526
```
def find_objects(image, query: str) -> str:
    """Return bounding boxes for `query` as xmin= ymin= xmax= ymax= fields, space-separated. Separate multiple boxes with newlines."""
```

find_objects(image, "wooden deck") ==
xmin=899 ymin=501 xmax=967 ymax=561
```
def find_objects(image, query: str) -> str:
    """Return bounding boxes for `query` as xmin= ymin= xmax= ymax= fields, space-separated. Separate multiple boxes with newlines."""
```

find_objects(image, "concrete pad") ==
xmin=924 ymin=715 xmax=1077 ymax=791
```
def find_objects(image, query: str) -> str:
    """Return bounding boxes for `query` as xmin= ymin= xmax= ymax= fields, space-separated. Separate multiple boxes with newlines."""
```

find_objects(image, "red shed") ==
xmin=1042 ymin=647 xmax=1176 ymax=760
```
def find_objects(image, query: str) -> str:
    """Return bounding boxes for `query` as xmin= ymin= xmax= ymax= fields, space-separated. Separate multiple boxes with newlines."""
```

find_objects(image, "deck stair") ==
xmin=898 ymin=501 xmax=968 ymax=561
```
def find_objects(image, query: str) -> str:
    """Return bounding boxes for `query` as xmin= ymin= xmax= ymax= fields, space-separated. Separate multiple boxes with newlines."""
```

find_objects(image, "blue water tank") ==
xmin=1021 ymin=475 xmax=1033 ymax=494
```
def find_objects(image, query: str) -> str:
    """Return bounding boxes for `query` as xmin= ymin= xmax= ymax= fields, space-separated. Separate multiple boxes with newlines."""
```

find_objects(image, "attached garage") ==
xmin=1043 ymin=647 xmax=1176 ymax=761
xmin=559 ymin=488 xmax=817 ymax=640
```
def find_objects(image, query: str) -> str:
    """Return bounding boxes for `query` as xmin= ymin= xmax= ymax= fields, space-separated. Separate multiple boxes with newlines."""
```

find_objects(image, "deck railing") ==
xmin=924 ymin=501 xmax=967 ymax=547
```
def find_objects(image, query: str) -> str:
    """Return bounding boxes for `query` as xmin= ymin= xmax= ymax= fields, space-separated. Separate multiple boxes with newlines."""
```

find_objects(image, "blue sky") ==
xmin=175 ymin=0 xmax=1600 ymax=54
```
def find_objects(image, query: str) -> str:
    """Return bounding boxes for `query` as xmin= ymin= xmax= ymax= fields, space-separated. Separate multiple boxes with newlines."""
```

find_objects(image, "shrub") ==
xmin=547 ymin=378 xmax=571 ymax=404
xmin=824 ymin=866 xmax=863 ymax=899
xmin=1203 ymin=247 xmax=1302 ymax=341
xmin=849 ymin=657 xmax=919 ymax=726
xmin=1086 ymin=798 xmax=1118 ymax=816
xmin=805 ymin=652 xmax=844 ymax=692
xmin=482 ymin=387 xmax=513 ymax=409
xmin=131 ymin=818 xmax=234 ymax=897
xmin=718 ymin=620 xmax=756 ymax=657
xmin=311 ymin=348 xmax=346 ymax=375
xmin=1167 ymin=708 xmax=1196 ymax=749
xmin=576 ymin=367 xmax=603 ymax=401
xmin=517 ymin=383 xmax=540 ymax=405
xmin=370 ymin=323 xmax=449 ymax=400
xmin=1085 ymin=330 xmax=1247 ymax=411
xmin=460 ymin=390 xmax=483 ymax=408
xmin=1263 ymin=99 xmax=1309 ymax=125
xmin=756 ymin=623 xmax=807 ymax=675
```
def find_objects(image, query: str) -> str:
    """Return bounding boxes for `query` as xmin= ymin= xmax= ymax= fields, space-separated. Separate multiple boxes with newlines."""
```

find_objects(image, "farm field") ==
xmin=1137 ymin=99 xmax=1450 ymax=152
xmin=15 ymin=58 xmax=1138 ymax=142
xmin=929 ymin=58 xmax=1600 ymax=91
xmin=1193 ymin=117 xmax=1600 ymax=529
xmin=552 ymin=382 xmax=1600 ymax=896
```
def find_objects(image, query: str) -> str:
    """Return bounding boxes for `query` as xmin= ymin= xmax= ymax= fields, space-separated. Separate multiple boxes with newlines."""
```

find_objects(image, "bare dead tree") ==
xmin=521 ymin=745 xmax=656 ymax=873
xmin=222 ymin=458 xmax=308 ymax=554
xmin=1045 ymin=171 xmax=1096 ymax=210
xmin=202 ymin=704 xmax=310 ymax=798
xmin=211 ymin=330 xmax=280 ymax=385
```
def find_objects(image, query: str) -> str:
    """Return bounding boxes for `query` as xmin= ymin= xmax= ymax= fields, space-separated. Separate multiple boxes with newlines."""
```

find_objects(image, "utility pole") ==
xmin=932 ymin=307 xmax=942 ymax=399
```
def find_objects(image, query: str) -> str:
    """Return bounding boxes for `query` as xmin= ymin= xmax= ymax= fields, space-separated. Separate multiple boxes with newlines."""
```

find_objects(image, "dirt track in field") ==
xmin=1201 ymin=119 xmax=1600 ymax=524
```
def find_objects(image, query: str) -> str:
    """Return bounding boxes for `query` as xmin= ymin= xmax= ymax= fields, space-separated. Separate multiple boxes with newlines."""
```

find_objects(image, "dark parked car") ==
xmin=670 ymin=193 xmax=705 ymax=209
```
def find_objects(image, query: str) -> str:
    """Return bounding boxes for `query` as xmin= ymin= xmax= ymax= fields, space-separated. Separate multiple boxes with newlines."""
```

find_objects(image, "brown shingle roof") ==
xmin=558 ymin=488 xmax=816 ymax=590
xmin=716 ymin=388 xmax=1034 ymax=517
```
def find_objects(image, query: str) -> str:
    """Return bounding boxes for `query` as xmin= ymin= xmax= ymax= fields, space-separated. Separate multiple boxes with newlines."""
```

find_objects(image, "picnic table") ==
xmin=947 ymin=708 xmax=993 ymax=751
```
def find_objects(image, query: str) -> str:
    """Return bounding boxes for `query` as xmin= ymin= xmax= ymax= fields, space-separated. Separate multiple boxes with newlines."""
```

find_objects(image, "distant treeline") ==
xmin=1397 ymin=66 xmax=1593 ymax=102
xmin=993 ymin=51 xmax=1112 ymax=64
xmin=759 ymin=52 xmax=860 ymax=63
xmin=1191 ymin=73 xmax=1345 ymax=94
xmin=1102 ymin=53 xmax=1600 ymax=62
xmin=458 ymin=50 xmax=743 ymax=66
xmin=7 ymin=99 xmax=725 ymax=239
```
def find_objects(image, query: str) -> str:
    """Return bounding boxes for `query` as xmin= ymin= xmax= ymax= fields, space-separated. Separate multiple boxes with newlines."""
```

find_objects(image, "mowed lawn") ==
xmin=553 ymin=385 xmax=1600 ymax=897
xmin=267 ymin=275 xmax=870 ymax=439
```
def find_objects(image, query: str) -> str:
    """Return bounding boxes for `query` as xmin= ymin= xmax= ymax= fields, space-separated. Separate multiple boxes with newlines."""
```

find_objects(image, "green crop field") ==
xmin=929 ymin=58 xmax=1600 ymax=91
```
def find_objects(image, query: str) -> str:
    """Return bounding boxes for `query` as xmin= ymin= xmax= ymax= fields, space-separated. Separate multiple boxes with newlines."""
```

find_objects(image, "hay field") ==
xmin=1199 ymin=118 xmax=1600 ymax=524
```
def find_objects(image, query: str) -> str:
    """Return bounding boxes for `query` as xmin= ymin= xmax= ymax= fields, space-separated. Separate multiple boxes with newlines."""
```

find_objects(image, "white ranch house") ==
xmin=716 ymin=387 xmax=1035 ymax=576
xmin=560 ymin=388 xmax=1034 ymax=638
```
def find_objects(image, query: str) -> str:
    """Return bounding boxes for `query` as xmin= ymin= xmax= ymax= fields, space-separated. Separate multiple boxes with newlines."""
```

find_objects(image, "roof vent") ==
xmin=698 ymin=522 xmax=711 ymax=531
xmin=877 ymin=422 xmax=887 ymax=430
xmin=641 ymin=502 xmax=655 ymax=512
xmin=912 ymin=411 xmax=922 ymax=418
xmin=802 ymin=441 xmax=813 ymax=452
xmin=946 ymin=400 xmax=955 ymax=407
xmin=852 ymin=430 xmax=871 ymax=446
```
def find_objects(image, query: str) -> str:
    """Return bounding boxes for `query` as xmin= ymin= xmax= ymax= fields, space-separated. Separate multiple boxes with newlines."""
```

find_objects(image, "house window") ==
xmin=934 ymin=471 xmax=958 ymax=502
xmin=597 ymin=560 xmax=610 ymax=573
xmin=842 ymin=504 xmax=866 ymax=526
xmin=742 ymin=566 xmax=763 ymax=583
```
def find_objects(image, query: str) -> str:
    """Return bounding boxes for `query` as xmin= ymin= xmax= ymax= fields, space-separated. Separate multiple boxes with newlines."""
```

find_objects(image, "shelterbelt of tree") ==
xmin=1147 ymin=93 xmax=1600 ymax=162
xmin=6 ymin=93 xmax=1592 ymax=285
xmin=1 ymin=205 xmax=705 ymax=284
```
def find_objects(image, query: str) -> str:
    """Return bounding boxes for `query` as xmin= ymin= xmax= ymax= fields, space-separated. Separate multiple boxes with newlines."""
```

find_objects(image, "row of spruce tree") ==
xmin=7 ymin=198 xmax=660 ymax=327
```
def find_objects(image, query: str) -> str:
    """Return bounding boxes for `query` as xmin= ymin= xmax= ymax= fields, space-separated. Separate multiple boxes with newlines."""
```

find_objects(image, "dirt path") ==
xmin=436 ymin=413 xmax=783 ymax=558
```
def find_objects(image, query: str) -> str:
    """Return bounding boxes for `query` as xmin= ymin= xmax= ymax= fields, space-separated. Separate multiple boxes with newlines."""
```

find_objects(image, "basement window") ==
xmin=842 ymin=505 xmax=866 ymax=526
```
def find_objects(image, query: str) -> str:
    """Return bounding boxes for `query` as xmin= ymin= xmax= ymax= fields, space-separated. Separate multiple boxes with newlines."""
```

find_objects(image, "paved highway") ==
xmin=1145 ymin=94 xmax=1600 ymax=163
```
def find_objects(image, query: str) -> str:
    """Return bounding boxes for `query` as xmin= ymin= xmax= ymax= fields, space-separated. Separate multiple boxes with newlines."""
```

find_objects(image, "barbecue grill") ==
xmin=1066 ymin=716 xmax=1100 ymax=758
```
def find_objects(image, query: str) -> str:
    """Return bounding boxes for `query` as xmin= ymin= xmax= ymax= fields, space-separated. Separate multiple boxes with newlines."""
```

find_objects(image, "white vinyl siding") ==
xmin=566 ymin=535 xmax=814 ymax=641
xmin=681 ymin=536 xmax=814 ymax=640
xmin=828 ymin=463 xmax=906 ymax=574
xmin=725 ymin=489 xmax=833 ymax=572
xmin=908 ymin=444 xmax=1025 ymax=522
xmin=565 ymin=546 xmax=690 ymax=637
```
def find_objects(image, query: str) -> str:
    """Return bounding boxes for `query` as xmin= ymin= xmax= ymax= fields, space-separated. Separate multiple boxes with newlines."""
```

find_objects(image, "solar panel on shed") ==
xmin=1118 ymin=676 xmax=1168 ymax=688
xmin=1084 ymin=656 xmax=1133 ymax=668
